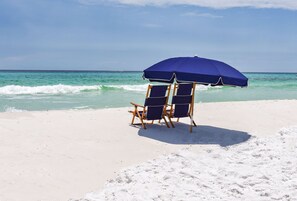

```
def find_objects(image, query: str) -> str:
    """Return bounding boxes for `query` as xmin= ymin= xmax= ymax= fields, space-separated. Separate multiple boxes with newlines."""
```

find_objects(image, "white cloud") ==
xmin=78 ymin=0 xmax=297 ymax=10
xmin=182 ymin=12 xmax=223 ymax=18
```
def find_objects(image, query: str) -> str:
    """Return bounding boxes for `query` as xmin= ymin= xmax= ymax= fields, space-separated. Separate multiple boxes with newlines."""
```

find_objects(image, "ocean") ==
xmin=0 ymin=71 xmax=296 ymax=112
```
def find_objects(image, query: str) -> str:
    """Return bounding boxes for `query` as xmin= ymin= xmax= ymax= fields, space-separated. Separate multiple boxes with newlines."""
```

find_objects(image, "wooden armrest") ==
xmin=130 ymin=102 xmax=145 ymax=108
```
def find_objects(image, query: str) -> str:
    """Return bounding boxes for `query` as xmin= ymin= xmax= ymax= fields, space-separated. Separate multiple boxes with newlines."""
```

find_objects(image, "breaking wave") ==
xmin=0 ymin=85 xmax=102 ymax=95
xmin=0 ymin=84 xmax=221 ymax=95
xmin=4 ymin=107 xmax=26 ymax=112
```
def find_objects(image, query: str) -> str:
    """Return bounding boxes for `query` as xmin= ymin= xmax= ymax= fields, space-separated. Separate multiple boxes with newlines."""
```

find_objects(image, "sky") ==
xmin=0 ymin=0 xmax=296 ymax=72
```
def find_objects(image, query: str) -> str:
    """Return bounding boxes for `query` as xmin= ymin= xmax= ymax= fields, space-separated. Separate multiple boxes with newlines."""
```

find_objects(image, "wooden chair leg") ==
xmin=131 ymin=113 xmax=136 ymax=125
xmin=140 ymin=118 xmax=146 ymax=129
xmin=151 ymin=120 xmax=154 ymax=124
xmin=189 ymin=115 xmax=197 ymax=127
xmin=136 ymin=110 xmax=146 ymax=129
xmin=163 ymin=117 xmax=170 ymax=128
xmin=189 ymin=115 xmax=194 ymax=133
xmin=158 ymin=119 xmax=161 ymax=123
xmin=168 ymin=116 xmax=175 ymax=128
xmin=177 ymin=118 xmax=180 ymax=122
xmin=193 ymin=119 xmax=197 ymax=127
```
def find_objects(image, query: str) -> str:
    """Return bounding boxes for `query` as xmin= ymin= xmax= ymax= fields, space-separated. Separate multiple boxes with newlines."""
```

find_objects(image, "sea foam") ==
xmin=0 ymin=84 xmax=148 ymax=95
xmin=0 ymin=85 xmax=101 ymax=95
xmin=0 ymin=84 xmax=220 ymax=95
xmin=76 ymin=126 xmax=297 ymax=201
xmin=4 ymin=107 xmax=26 ymax=112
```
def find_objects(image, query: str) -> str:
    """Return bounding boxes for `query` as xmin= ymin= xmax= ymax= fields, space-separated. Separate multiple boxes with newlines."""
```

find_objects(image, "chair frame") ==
xmin=167 ymin=83 xmax=197 ymax=132
xmin=130 ymin=85 xmax=171 ymax=129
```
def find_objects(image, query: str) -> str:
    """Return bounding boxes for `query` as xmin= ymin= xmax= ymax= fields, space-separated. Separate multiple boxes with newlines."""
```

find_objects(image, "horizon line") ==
xmin=0 ymin=69 xmax=296 ymax=74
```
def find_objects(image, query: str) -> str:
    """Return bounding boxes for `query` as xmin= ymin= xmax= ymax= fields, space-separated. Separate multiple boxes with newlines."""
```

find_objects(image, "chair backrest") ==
xmin=149 ymin=85 xmax=168 ymax=97
xmin=170 ymin=83 xmax=195 ymax=118
xmin=144 ymin=85 xmax=170 ymax=120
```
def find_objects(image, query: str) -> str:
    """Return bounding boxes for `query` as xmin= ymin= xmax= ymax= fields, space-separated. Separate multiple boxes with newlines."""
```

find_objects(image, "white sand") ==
xmin=0 ymin=100 xmax=296 ymax=201
xmin=81 ymin=126 xmax=297 ymax=201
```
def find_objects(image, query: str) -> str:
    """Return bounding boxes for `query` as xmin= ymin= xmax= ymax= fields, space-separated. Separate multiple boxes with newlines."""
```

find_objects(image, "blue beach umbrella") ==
xmin=143 ymin=56 xmax=248 ymax=87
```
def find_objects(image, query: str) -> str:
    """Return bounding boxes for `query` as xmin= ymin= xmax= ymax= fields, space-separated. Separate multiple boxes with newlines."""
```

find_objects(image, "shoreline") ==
xmin=1 ymin=100 xmax=297 ymax=201
xmin=1 ymin=99 xmax=297 ymax=114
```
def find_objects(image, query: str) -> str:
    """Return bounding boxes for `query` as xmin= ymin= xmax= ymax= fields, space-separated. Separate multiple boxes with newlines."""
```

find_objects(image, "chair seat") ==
xmin=166 ymin=109 xmax=189 ymax=118
xmin=130 ymin=110 xmax=147 ymax=118
xmin=137 ymin=110 xmax=166 ymax=119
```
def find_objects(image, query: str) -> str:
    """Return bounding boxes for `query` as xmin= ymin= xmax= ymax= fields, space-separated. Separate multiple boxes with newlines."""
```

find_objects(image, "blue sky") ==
xmin=0 ymin=0 xmax=296 ymax=72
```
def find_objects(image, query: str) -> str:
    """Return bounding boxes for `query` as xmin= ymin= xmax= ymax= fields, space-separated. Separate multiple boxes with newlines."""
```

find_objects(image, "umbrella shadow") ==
xmin=137 ymin=123 xmax=251 ymax=147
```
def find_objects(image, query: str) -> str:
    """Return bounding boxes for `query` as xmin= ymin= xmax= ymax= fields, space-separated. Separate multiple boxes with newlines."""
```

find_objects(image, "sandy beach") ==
xmin=1 ymin=0 xmax=296 ymax=200
xmin=0 ymin=100 xmax=297 ymax=201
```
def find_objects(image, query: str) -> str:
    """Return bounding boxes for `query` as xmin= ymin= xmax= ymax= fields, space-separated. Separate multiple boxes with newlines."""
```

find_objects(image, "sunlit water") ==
xmin=0 ymin=71 xmax=296 ymax=112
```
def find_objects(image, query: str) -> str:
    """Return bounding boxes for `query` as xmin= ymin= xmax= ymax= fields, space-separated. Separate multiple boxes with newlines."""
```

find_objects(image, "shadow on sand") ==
xmin=137 ymin=123 xmax=251 ymax=147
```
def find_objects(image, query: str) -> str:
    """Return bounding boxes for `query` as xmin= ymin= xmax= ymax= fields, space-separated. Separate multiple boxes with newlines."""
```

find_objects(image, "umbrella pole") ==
xmin=190 ymin=83 xmax=196 ymax=133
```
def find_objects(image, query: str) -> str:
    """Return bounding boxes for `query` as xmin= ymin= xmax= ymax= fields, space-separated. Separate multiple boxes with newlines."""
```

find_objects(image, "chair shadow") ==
xmin=137 ymin=122 xmax=251 ymax=147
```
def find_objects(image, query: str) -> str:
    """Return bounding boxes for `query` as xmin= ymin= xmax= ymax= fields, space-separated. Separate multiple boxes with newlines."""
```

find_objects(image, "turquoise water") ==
xmin=0 ymin=71 xmax=296 ymax=112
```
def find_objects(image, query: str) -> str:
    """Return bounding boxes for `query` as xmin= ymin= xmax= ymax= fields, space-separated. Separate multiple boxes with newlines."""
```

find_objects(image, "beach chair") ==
xmin=129 ymin=85 xmax=171 ymax=129
xmin=167 ymin=83 xmax=197 ymax=132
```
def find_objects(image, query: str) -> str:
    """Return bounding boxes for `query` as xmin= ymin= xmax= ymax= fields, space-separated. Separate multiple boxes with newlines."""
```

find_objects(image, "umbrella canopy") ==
xmin=143 ymin=56 xmax=248 ymax=87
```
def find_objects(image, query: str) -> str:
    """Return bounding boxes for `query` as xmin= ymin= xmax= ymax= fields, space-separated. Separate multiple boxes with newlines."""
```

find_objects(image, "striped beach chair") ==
xmin=129 ymin=85 xmax=171 ymax=129
xmin=167 ymin=83 xmax=197 ymax=132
